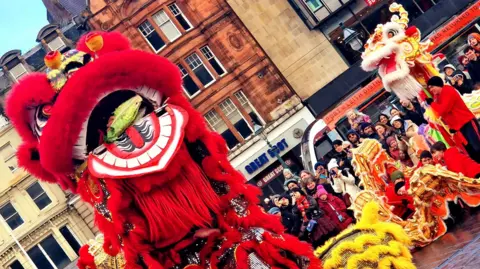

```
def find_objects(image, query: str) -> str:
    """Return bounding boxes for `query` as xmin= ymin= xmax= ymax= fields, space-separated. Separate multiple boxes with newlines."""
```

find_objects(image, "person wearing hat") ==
xmin=442 ymin=64 xmax=456 ymax=85
xmin=314 ymin=161 xmax=329 ymax=181
xmin=385 ymin=171 xmax=415 ymax=220
xmin=316 ymin=185 xmax=353 ymax=231
xmin=327 ymin=159 xmax=360 ymax=205
xmin=451 ymin=69 xmax=474 ymax=95
xmin=360 ymin=122 xmax=379 ymax=140
xmin=346 ymin=129 xmax=362 ymax=148
xmin=426 ymin=76 xmax=480 ymax=162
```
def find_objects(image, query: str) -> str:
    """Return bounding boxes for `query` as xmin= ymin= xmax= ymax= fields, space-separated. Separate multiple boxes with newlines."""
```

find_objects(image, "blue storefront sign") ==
xmin=244 ymin=138 xmax=288 ymax=174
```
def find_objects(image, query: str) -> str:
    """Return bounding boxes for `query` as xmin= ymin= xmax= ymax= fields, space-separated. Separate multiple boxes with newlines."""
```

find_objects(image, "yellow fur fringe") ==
xmin=315 ymin=202 xmax=416 ymax=269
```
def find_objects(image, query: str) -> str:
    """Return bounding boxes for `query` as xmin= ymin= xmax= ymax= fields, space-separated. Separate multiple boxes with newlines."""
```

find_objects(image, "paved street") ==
xmin=413 ymin=209 xmax=480 ymax=269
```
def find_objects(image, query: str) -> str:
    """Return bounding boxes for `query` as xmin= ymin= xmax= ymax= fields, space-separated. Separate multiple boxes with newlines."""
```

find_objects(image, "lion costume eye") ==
xmin=32 ymin=104 xmax=52 ymax=138
xmin=387 ymin=29 xmax=398 ymax=38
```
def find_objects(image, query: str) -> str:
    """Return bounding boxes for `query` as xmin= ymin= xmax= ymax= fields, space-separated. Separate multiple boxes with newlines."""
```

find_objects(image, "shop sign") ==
xmin=245 ymin=138 xmax=289 ymax=174
xmin=322 ymin=2 xmax=480 ymax=129
xmin=427 ymin=1 xmax=480 ymax=50
xmin=323 ymin=78 xmax=383 ymax=129
xmin=256 ymin=159 xmax=293 ymax=188
xmin=364 ymin=0 xmax=379 ymax=7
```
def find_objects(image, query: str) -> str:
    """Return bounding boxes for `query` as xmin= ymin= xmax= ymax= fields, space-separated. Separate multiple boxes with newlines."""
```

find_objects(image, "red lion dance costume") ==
xmin=6 ymin=32 xmax=319 ymax=268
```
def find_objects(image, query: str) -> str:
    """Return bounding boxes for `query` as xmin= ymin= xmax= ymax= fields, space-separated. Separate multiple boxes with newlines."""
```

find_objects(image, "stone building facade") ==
xmin=0 ymin=24 xmax=97 ymax=269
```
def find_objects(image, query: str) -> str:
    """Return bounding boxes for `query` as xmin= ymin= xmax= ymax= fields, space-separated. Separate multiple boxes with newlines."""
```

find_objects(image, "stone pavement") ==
xmin=413 ymin=209 xmax=480 ymax=269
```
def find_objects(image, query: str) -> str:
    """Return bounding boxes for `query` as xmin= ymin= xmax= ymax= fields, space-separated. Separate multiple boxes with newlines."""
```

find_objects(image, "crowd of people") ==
xmin=262 ymin=71 xmax=480 ymax=249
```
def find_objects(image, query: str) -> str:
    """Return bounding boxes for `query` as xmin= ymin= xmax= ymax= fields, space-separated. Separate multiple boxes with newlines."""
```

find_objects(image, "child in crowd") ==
xmin=431 ymin=142 xmax=480 ymax=178
xmin=418 ymin=150 xmax=434 ymax=167
xmin=316 ymin=185 xmax=353 ymax=231
xmin=347 ymin=109 xmax=371 ymax=132
xmin=385 ymin=171 xmax=415 ymax=220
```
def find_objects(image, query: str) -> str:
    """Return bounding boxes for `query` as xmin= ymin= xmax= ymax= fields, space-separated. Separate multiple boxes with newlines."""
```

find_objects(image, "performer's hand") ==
xmin=426 ymin=98 xmax=434 ymax=105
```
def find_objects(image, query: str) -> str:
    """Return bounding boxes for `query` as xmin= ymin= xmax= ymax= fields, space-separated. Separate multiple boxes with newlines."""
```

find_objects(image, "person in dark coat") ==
xmin=360 ymin=122 xmax=380 ymax=140
xmin=378 ymin=113 xmax=391 ymax=126
xmin=291 ymin=188 xmax=337 ymax=247
xmin=451 ymin=69 xmax=474 ymax=95
xmin=400 ymin=99 xmax=427 ymax=126
xmin=271 ymin=196 xmax=302 ymax=237
xmin=464 ymin=46 xmax=480 ymax=85
xmin=346 ymin=129 xmax=362 ymax=148
xmin=315 ymin=185 xmax=353 ymax=231
xmin=426 ymin=76 xmax=480 ymax=162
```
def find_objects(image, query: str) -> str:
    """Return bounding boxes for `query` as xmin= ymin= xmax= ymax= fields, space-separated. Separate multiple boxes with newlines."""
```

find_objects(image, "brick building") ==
xmin=85 ymin=0 xmax=315 ymax=196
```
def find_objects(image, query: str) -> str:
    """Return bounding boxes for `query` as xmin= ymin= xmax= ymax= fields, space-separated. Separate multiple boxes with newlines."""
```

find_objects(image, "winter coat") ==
xmin=317 ymin=194 xmax=353 ymax=230
xmin=329 ymin=170 xmax=360 ymax=204
xmin=403 ymin=102 xmax=428 ymax=126
xmin=443 ymin=147 xmax=480 ymax=178
xmin=280 ymin=210 xmax=302 ymax=236
xmin=430 ymin=85 xmax=476 ymax=131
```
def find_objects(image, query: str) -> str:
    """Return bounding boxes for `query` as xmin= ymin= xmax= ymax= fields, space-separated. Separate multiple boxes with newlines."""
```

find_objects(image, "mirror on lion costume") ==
xmin=350 ymin=139 xmax=480 ymax=247
xmin=6 ymin=31 xmax=321 ymax=268
xmin=361 ymin=3 xmax=480 ymax=150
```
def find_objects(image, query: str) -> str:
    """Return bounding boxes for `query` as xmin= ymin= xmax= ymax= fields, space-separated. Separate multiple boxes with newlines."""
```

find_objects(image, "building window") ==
xmin=28 ymin=235 xmax=71 ymax=269
xmin=47 ymin=37 xmax=66 ymax=51
xmin=219 ymin=98 xmax=253 ymax=139
xmin=138 ymin=20 xmax=166 ymax=52
xmin=0 ymin=143 xmax=17 ymax=172
xmin=200 ymin=46 xmax=226 ymax=76
xmin=152 ymin=10 xmax=181 ymax=42
xmin=26 ymin=182 xmax=52 ymax=210
xmin=205 ymin=110 xmax=239 ymax=149
xmin=59 ymin=226 xmax=81 ymax=255
xmin=185 ymin=53 xmax=215 ymax=86
xmin=9 ymin=260 xmax=24 ymax=269
xmin=168 ymin=3 xmax=193 ymax=31
xmin=305 ymin=0 xmax=324 ymax=12
xmin=0 ymin=202 xmax=24 ymax=230
xmin=234 ymin=91 xmax=264 ymax=127
xmin=177 ymin=63 xmax=200 ymax=97
xmin=9 ymin=63 xmax=27 ymax=82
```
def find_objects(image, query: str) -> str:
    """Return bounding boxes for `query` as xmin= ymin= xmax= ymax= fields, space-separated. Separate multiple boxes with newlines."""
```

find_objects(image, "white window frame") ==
xmin=234 ymin=91 xmax=265 ymax=125
xmin=30 ymin=235 xmax=71 ymax=269
xmin=138 ymin=20 xmax=166 ymax=53
xmin=168 ymin=3 xmax=193 ymax=31
xmin=152 ymin=10 xmax=181 ymax=42
xmin=219 ymin=98 xmax=254 ymax=137
xmin=0 ymin=202 xmax=24 ymax=231
xmin=0 ymin=143 xmax=17 ymax=172
xmin=200 ymin=45 xmax=227 ymax=77
xmin=204 ymin=110 xmax=223 ymax=131
xmin=185 ymin=53 xmax=216 ymax=88
xmin=26 ymin=182 xmax=52 ymax=211
xmin=47 ymin=37 xmax=66 ymax=51
xmin=9 ymin=63 xmax=28 ymax=82
xmin=177 ymin=63 xmax=201 ymax=99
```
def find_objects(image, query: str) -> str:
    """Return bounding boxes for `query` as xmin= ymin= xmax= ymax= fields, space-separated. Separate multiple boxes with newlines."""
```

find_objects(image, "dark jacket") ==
xmin=403 ymin=101 xmax=427 ymax=126
xmin=466 ymin=58 xmax=480 ymax=85
xmin=451 ymin=70 xmax=474 ymax=95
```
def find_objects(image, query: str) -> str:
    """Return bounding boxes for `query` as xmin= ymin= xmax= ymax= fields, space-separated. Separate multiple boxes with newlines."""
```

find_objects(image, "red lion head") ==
xmin=7 ymin=32 xmax=318 ymax=268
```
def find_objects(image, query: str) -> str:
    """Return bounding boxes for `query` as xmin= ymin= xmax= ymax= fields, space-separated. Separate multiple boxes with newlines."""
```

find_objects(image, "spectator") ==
xmin=375 ymin=123 xmax=395 ymax=149
xmin=426 ymin=76 xmax=480 ymax=162
xmin=398 ymin=150 xmax=414 ymax=168
xmin=451 ymin=70 xmax=474 ymax=95
xmin=419 ymin=150 xmax=434 ymax=166
xmin=291 ymin=188 xmax=337 ymax=247
xmin=284 ymin=178 xmax=300 ymax=191
xmin=442 ymin=64 xmax=456 ymax=85
xmin=458 ymin=55 xmax=471 ymax=77
xmin=263 ymin=198 xmax=276 ymax=211
xmin=400 ymin=99 xmax=427 ymax=126
xmin=378 ymin=113 xmax=391 ymax=126
xmin=327 ymin=159 xmax=360 ymax=205
xmin=390 ymin=116 xmax=418 ymax=139
xmin=467 ymin=33 xmax=480 ymax=52
xmin=346 ymin=109 xmax=371 ymax=132
xmin=360 ymin=122 xmax=380 ymax=140
xmin=385 ymin=171 xmax=415 ymax=220
xmin=301 ymin=170 xmax=336 ymax=195
xmin=390 ymin=107 xmax=403 ymax=118
xmin=283 ymin=168 xmax=301 ymax=182
xmin=386 ymin=136 xmax=401 ymax=160
xmin=316 ymin=186 xmax=353 ymax=231
xmin=431 ymin=142 xmax=480 ymax=178
xmin=346 ymin=129 xmax=362 ymax=148
xmin=314 ymin=161 xmax=329 ymax=181
xmin=276 ymin=195 xmax=302 ymax=236
xmin=464 ymin=46 xmax=480 ymax=84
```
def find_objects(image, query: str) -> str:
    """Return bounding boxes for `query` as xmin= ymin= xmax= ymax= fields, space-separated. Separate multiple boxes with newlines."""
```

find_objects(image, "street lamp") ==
xmin=340 ymin=22 xmax=363 ymax=52
xmin=253 ymin=124 xmax=289 ymax=169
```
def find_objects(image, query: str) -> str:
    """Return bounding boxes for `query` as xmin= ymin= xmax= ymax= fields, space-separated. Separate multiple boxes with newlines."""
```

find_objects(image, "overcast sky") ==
xmin=0 ymin=1 xmax=48 ymax=56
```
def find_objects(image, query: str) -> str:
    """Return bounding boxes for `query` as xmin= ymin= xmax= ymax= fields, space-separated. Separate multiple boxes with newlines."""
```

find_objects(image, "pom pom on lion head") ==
xmin=6 ymin=31 xmax=206 ymax=191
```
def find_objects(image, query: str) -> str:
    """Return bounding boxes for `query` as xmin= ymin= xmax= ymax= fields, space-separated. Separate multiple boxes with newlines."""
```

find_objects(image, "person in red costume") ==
xmin=385 ymin=171 xmax=415 ymax=220
xmin=431 ymin=141 xmax=480 ymax=178
xmin=425 ymin=76 xmax=480 ymax=163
